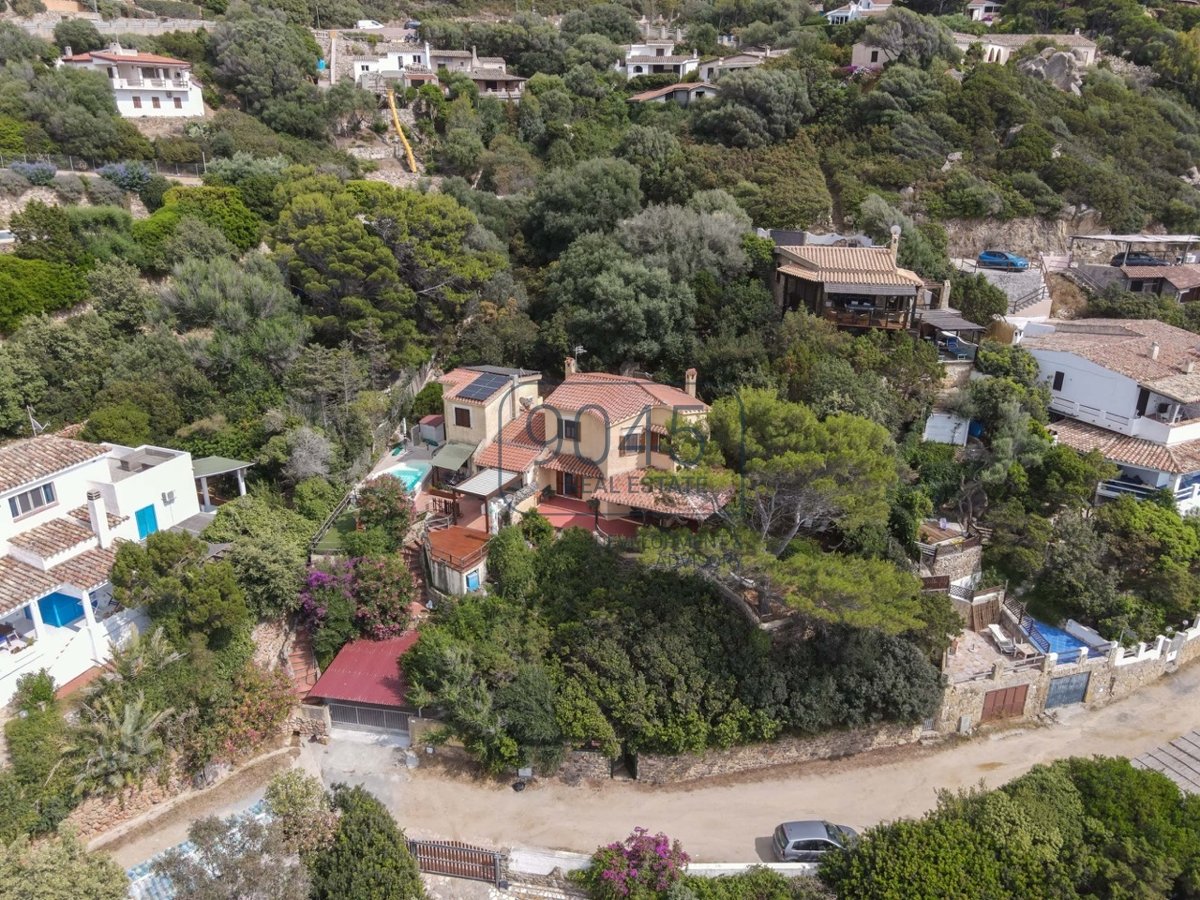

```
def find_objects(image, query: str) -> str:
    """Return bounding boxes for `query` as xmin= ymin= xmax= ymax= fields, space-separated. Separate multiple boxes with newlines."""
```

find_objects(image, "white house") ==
xmin=697 ymin=47 xmax=787 ymax=82
xmin=825 ymin=0 xmax=893 ymax=26
xmin=0 ymin=435 xmax=202 ymax=706
xmin=966 ymin=0 xmax=1003 ymax=22
xmin=354 ymin=43 xmax=524 ymax=99
xmin=615 ymin=41 xmax=700 ymax=80
xmin=1017 ymin=319 xmax=1200 ymax=512
xmin=951 ymin=31 xmax=1098 ymax=66
xmin=60 ymin=43 xmax=204 ymax=118
xmin=850 ymin=42 xmax=897 ymax=68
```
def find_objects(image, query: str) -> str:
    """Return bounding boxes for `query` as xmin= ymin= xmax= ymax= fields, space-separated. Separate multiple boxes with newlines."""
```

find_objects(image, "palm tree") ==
xmin=68 ymin=691 xmax=174 ymax=797
xmin=99 ymin=626 xmax=182 ymax=694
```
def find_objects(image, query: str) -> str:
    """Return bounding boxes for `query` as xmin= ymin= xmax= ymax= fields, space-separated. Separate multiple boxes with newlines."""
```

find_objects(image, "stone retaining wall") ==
xmin=939 ymin=614 xmax=1200 ymax=733
xmin=287 ymin=703 xmax=329 ymax=738
xmin=635 ymin=723 xmax=923 ymax=784
xmin=553 ymin=750 xmax=613 ymax=785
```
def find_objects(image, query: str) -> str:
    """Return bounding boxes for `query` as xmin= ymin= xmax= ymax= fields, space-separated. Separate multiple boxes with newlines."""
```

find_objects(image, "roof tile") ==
xmin=0 ymin=436 xmax=107 ymax=495
xmin=1022 ymin=319 xmax=1200 ymax=402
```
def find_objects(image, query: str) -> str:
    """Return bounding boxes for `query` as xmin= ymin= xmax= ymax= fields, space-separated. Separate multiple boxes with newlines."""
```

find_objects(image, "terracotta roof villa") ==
xmin=1019 ymin=318 xmax=1200 ymax=512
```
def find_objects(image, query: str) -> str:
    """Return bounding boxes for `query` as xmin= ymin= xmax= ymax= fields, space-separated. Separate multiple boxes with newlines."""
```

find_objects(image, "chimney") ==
xmin=64 ymin=45 xmax=72 ymax=57
xmin=86 ymin=490 xmax=111 ymax=549
xmin=1150 ymin=342 xmax=1161 ymax=361
xmin=564 ymin=356 xmax=577 ymax=376
xmin=685 ymin=368 xmax=698 ymax=398
xmin=889 ymin=224 xmax=901 ymax=262
xmin=510 ymin=373 xmax=519 ymax=419
xmin=471 ymin=45 xmax=478 ymax=67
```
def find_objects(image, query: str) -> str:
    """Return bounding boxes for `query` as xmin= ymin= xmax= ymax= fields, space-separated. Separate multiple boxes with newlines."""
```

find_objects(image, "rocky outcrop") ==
xmin=1018 ymin=48 xmax=1085 ymax=95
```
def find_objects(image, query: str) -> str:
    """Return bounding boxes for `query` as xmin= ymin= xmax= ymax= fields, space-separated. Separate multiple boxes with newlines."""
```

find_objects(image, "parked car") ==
xmin=355 ymin=19 xmax=384 ymax=29
xmin=1110 ymin=251 xmax=1172 ymax=267
xmin=404 ymin=19 xmax=421 ymax=28
xmin=772 ymin=821 xmax=859 ymax=862
xmin=977 ymin=250 xmax=1030 ymax=271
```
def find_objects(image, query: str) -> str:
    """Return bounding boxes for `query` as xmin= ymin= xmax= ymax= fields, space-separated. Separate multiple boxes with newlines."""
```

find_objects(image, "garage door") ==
xmin=1045 ymin=672 xmax=1090 ymax=709
xmin=327 ymin=702 xmax=410 ymax=733
xmin=981 ymin=684 xmax=1029 ymax=722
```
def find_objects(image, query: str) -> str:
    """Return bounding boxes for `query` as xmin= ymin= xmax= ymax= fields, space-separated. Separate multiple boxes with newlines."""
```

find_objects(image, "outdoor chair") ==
xmin=987 ymin=623 xmax=1016 ymax=655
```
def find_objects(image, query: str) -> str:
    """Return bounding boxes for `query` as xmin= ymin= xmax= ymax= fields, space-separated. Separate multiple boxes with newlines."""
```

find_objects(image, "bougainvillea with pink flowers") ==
xmin=576 ymin=828 xmax=690 ymax=899
xmin=301 ymin=555 xmax=415 ymax=665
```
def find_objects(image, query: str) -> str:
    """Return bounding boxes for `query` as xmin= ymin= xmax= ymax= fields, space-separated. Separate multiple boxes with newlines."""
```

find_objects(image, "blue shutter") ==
xmin=135 ymin=504 xmax=158 ymax=540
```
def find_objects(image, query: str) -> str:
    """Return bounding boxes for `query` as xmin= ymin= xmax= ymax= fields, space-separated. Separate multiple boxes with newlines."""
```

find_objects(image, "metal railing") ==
xmin=1098 ymin=479 xmax=1199 ymax=504
xmin=1008 ymin=283 xmax=1050 ymax=314
xmin=407 ymin=840 xmax=503 ymax=886
xmin=0 ymin=152 xmax=206 ymax=177
xmin=822 ymin=307 xmax=909 ymax=329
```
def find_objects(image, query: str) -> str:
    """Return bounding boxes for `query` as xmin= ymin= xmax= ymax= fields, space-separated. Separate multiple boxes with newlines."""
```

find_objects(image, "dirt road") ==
xmin=312 ymin=660 xmax=1200 ymax=862
xmin=107 ymin=661 xmax=1200 ymax=869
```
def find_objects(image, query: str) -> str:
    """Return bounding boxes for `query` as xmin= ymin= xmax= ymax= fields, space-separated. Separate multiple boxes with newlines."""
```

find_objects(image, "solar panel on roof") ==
xmin=457 ymin=372 xmax=509 ymax=401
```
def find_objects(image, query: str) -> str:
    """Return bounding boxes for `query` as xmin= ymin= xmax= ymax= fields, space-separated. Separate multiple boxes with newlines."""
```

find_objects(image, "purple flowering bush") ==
xmin=300 ymin=555 xmax=416 ymax=666
xmin=577 ymin=828 xmax=690 ymax=899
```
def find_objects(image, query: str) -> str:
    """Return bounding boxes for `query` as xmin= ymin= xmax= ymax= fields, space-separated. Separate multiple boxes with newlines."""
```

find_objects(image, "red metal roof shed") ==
xmin=306 ymin=632 xmax=420 ymax=708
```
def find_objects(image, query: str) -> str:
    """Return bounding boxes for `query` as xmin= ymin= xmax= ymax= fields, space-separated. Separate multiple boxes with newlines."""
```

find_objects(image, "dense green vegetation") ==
xmin=821 ymin=757 xmax=1200 ymax=899
xmin=152 ymin=772 xmax=426 ymax=900
xmin=406 ymin=527 xmax=945 ymax=772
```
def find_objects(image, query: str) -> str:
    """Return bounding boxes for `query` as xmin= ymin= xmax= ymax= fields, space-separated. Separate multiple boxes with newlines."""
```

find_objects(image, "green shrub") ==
xmin=0 ymin=256 xmax=89 ymax=333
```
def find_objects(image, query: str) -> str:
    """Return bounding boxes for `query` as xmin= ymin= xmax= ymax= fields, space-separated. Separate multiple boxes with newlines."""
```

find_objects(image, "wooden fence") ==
xmin=407 ymin=839 xmax=504 ymax=885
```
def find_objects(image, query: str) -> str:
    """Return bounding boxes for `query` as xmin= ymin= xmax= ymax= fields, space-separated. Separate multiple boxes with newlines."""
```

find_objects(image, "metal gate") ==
xmin=981 ymin=684 xmax=1029 ymax=722
xmin=327 ymin=702 xmax=409 ymax=733
xmin=408 ymin=839 xmax=503 ymax=885
xmin=1045 ymin=672 xmax=1090 ymax=709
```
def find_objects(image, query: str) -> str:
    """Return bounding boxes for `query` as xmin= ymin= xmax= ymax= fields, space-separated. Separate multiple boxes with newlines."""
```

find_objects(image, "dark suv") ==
xmin=1111 ymin=252 xmax=1172 ymax=267
xmin=772 ymin=821 xmax=858 ymax=862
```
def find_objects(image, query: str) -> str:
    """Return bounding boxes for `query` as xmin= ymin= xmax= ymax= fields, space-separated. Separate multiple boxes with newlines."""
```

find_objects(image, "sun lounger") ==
xmin=987 ymin=623 xmax=1016 ymax=655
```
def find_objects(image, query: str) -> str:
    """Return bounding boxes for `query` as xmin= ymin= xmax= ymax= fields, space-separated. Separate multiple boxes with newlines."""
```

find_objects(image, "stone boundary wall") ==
xmin=78 ymin=741 xmax=294 ymax=846
xmin=287 ymin=703 xmax=329 ymax=739
xmin=940 ymin=614 xmax=1200 ymax=733
xmin=554 ymin=750 xmax=613 ymax=784
xmin=635 ymin=723 xmax=923 ymax=784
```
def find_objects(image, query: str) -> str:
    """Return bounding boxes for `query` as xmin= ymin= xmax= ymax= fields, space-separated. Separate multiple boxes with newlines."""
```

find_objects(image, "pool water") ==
xmin=384 ymin=460 xmax=431 ymax=492
xmin=1028 ymin=619 xmax=1092 ymax=661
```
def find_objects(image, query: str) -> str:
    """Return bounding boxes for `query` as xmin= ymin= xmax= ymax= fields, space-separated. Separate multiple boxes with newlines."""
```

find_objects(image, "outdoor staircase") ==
xmin=287 ymin=627 xmax=320 ymax=698
xmin=1008 ymin=283 xmax=1050 ymax=315
xmin=402 ymin=542 xmax=431 ymax=620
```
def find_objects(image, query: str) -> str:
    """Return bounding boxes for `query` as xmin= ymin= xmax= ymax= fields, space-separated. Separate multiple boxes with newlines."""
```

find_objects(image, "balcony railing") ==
xmin=1098 ymin=479 xmax=1200 ymax=506
xmin=113 ymin=77 xmax=191 ymax=90
xmin=822 ymin=307 xmax=909 ymax=329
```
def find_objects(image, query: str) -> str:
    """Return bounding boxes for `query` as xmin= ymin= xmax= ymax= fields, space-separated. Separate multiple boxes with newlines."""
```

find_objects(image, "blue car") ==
xmin=977 ymin=250 xmax=1030 ymax=271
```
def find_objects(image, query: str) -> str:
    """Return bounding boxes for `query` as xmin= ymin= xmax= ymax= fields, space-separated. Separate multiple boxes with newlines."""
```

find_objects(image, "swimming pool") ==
xmin=1027 ymin=619 xmax=1092 ymax=663
xmin=384 ymin=460 xmax=431 ymax=493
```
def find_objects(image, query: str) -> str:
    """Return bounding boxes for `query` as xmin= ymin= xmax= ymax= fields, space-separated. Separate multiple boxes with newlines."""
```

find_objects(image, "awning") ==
xmin=1070 ymin=234 xmax=1200 ymax=245
xmin=430 ymin=441 xmax=477 ymax=472
xmin=192 ymin=456 xmax=253 ymax=479
xmin=452 ymin=468 xmax=521 ymax=498
xmin=916 ymin=308 xmax=987 ymax=332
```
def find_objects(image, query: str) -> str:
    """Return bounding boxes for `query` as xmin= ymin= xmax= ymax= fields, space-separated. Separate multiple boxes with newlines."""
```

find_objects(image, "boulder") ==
xmin=1018 ymin=48 xmax=1084 ymax=95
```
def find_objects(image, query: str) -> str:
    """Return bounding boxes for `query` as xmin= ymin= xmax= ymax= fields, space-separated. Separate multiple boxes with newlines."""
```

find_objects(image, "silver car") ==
xmin=772 ymin=820 xmax=858 ymax=862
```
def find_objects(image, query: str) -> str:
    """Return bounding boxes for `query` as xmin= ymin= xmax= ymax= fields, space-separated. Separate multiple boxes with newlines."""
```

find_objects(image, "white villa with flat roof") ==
xmin=1018 ymin=319 xmax=1200 ymax=513
xmin=615 ymin=40 xmax=700 ymax=80
xmin=59 ymin=43 xmax=204 ymax=118
xmin=0 ymin=435 xmax=202 ymax=706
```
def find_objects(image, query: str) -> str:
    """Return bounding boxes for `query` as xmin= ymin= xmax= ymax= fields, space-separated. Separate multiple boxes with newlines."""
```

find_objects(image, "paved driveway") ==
xmin=302 ymin=660 xmax=1200 ymax=862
